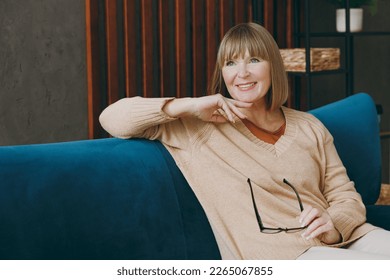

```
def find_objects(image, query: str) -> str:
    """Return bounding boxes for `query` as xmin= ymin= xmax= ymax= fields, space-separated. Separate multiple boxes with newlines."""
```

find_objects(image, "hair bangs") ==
xmin=218 ymin=27 xmax=269 ymax=66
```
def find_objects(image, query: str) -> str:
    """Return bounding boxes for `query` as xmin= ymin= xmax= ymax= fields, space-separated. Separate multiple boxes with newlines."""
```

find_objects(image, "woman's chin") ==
xmin=231 ymin=92 xmax=263 ymax=104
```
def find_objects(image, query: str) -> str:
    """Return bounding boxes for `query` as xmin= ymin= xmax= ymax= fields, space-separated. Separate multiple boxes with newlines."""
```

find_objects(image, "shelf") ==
xmin=352 ymin=32 xmax=390 ymax=36
xmin=287 ymin=69 xmax=347 ymax=76
xmin=295 ymin=31 xmax=390 ymax=38
xmin=291 ymin=0 xmax=390 ymax=110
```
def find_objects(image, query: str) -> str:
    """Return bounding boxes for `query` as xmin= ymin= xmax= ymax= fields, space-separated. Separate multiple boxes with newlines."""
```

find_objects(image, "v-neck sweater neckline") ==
xmin=233 ymin=106 xmax=297 ymax=157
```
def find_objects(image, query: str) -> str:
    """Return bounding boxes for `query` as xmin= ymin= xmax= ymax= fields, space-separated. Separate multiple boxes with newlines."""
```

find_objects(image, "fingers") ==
xmin=299 ymin=206 xmax=339 ymax=243
xmin=299 ymin=205 xmax=317 ymax=227
xmin=226 ymin=101 xmax=248 ymax=120
xmin=210 ymin=112 xmax=229 ymax=123
xmin=194 ymin=94 xmax=251 ymax=123
xmin=299 ymin=205 xmax=320 ymax=240
xmin=217 ymin=97 xmax=236 ymax=122
xmin=215 ymin=95 xmax=250 ymax=122
xmin=301 ymin=216 xmax=330 ymax=240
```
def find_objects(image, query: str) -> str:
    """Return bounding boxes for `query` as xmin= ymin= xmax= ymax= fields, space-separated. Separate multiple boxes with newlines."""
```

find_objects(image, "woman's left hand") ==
xmin=299 ymin=205 xmax=341 ymax=245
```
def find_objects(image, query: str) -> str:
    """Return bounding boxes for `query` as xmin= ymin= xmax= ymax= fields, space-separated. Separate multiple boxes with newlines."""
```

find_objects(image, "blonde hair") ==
xmin=209 ymin=22 xmax=288 ymax=111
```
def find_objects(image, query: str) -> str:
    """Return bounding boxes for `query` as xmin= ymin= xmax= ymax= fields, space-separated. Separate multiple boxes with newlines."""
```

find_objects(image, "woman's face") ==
xmin=222 ymin=50 xmax=271 ymax=105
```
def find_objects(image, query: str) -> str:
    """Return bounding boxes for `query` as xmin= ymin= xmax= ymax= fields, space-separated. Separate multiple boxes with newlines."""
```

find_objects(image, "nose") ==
xmin=237 ymin=63 xmax=249 ymax=78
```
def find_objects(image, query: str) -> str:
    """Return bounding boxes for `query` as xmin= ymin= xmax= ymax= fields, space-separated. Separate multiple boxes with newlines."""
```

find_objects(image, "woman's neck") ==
xmin=242 ymin=103 xmax=285 ymax=132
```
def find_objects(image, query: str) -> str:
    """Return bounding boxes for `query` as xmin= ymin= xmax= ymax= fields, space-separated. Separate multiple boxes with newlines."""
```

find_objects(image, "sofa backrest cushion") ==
xmin=0 ymin=138 xmax=220 ymax=259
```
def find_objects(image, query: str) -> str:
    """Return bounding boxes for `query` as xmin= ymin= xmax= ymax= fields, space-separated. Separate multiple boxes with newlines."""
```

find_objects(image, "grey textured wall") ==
xmin=0 ymin=0 xmax=87 ymax=146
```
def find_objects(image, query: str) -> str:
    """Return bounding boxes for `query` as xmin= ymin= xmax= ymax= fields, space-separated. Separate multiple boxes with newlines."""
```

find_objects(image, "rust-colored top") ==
xmin=242 ymin=119 xmax=286 ymax=145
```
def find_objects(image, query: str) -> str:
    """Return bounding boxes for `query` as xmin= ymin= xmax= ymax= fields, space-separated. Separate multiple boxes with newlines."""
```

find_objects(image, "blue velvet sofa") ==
xmin=0 ymin=93 xmax=388 ymax=260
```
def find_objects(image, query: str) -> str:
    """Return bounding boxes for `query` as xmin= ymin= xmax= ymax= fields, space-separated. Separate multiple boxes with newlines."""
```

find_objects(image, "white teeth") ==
xmin=237 ymin=82 xmax=255 ymax=89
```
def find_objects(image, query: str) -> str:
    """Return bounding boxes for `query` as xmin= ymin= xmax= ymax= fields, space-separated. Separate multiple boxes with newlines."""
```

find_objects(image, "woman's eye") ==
xmin=249 ymin=58 xmax=260 ymax=63
xmin=225 ymin=60 xmax=235 ymax=66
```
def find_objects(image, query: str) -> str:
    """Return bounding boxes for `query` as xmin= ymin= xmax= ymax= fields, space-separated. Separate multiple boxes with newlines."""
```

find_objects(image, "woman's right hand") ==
xmin=163 ymin=94 xmax=252 ymax=123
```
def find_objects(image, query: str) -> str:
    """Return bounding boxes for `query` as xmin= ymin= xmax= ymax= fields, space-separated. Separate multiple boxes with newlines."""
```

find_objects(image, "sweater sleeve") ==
xmin=99 ymin=96 xmax=177 ymax=139
xmin=99 ymin=96 xmax=213 ymax=152
xmin=321 ymin=127 xmax=367 ymax=242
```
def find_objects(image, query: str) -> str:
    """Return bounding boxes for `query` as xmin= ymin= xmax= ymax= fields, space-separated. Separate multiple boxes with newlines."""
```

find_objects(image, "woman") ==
xmin=99 ymin=22 xmax=390 ymax=259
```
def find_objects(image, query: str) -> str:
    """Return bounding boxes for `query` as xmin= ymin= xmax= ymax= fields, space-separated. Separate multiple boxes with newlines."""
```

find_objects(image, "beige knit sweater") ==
xmin=99 ymin=97 xmax=376 ymax=259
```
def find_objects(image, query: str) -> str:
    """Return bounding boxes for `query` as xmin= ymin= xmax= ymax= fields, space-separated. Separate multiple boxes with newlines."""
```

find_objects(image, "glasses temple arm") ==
xmin=247 ymin=178 xmax=265 ymax=230
xmin=283 ymin=178 xmax=304 ymax=212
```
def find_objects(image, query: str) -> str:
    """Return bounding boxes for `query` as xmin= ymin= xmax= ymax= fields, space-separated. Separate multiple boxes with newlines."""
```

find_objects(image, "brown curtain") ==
xmin=86 ymin=0 xmax=293 ymax=138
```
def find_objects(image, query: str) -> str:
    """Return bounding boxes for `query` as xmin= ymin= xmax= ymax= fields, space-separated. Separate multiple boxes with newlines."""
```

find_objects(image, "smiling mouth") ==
xmin=236 ymin=82 xmax=257 ymax=90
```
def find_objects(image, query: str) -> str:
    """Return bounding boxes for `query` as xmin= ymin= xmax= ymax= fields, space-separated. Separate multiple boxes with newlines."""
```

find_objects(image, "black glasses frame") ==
xmin=247 ymin=178 xmax=308 ymax=234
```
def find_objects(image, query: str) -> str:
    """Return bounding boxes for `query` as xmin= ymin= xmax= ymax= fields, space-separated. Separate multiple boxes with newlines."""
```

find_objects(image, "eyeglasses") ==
xmin=247 ymin=178 xmax=308 ymax=234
